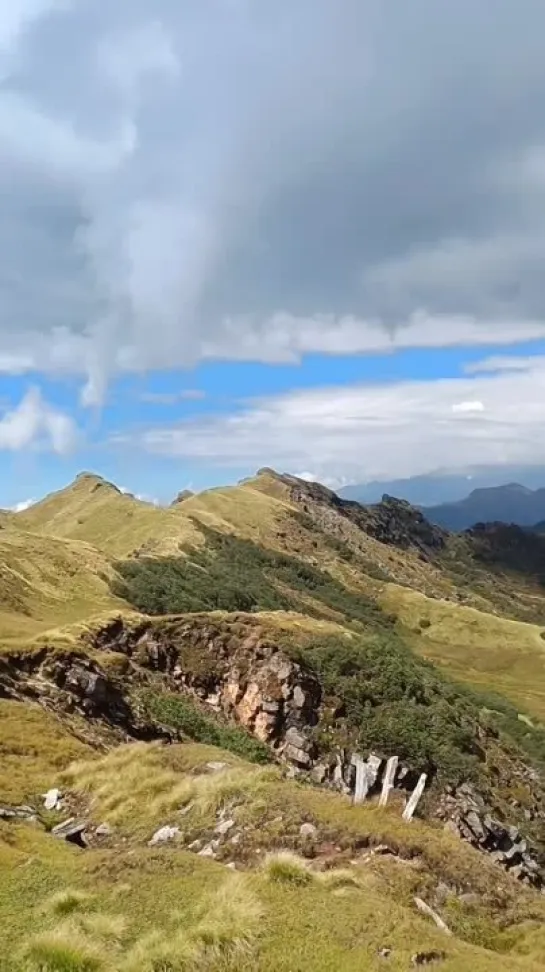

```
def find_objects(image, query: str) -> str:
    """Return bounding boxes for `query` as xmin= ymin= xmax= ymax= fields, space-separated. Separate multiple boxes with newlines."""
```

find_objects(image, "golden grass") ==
xmin=0 ymin=527 xmax=124 ymax=646
xmin=1 ymin=727 xmax=544 ymax=972
xmin=61 ymin=741 xmax=279 ymax=834
xmin=0 ymin=699 xmax=93 ymax=804
xmin=16 ymin=474 xmax=201 ymax=559
xmin=380 ymin=584 xmax=545 ymax=719
xmin=182 ymin=481 xmax=286 ymax=543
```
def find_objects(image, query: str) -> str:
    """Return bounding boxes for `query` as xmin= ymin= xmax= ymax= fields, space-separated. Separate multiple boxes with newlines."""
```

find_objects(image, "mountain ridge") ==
xmin=422 ymin=483 xmax=545 ymax=531
xmin=3 ymin=466 xmax=545 ymax=969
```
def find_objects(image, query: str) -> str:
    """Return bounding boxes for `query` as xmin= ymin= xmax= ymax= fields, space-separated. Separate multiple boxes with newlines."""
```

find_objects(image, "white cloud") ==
xmin=128 ymin=360 xmax=545 ymax=482
xmin=464 ymin=354 xmax=545 ymax=375
xmin=139 ymin=389 xmax=205 ymax=404
xmin=2 ymin=3 xmax=545 ymax=400
xmin=452 ymin=400 xmax=485 ymax=413
xmin=0 ymin=388 xmax=77 ymax=453
xmin=11 ymin=497 xmax=36 ymax=512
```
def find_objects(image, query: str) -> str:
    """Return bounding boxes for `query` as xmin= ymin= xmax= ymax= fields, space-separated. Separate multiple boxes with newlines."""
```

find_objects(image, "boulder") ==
xmin=43 ymin=788 xmax=62 ymax=811
xmin=148 ymin=825 xmax=180 ymax=847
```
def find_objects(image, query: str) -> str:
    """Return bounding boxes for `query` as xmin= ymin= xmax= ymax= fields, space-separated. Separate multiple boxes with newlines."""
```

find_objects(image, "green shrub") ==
xmin=112 ymin=523 xmax=391 ymax=629
xmin=290 ymin=632 xmax=482 ymax=782
xmin=138 ymin=690 xmax=271 ymax=764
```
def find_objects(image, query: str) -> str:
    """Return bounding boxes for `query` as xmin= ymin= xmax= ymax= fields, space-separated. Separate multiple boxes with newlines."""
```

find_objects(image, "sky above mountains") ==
xmin=2 ymin=1 xmax=545 ymax=507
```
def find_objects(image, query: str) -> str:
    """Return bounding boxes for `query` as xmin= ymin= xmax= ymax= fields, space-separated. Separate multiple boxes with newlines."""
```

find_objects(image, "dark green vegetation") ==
xmin=113 ymin=524 xmax=545 ymax=787
xmin=137 ymin=688 xmax=272 ymax=764
xmin=292 ymin=629 xmax=545 ymax=784
xmin=289 ymin=632 xmax=481 ymax=783
xmin=464 ymin=523 xmax=545 ymax=584
xmin=113 ymin=524 xmax=391 ymax=626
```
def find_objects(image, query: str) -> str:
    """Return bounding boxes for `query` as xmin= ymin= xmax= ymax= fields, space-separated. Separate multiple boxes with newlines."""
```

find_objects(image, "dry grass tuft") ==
xmin=62 ymin=742 xmax=279 ymax=833
xmin=78 ymin=914 xmax=127 ymax=945
xmin=192 ymin=874 xmax=263 ymax=959
xmin=45 ymin=890 xmax=94 ymax=918
xmin=22 ymin=923 xmax=105 ymax=972
xmin=315 ymin=869 xmax=363 ymax=891
xmin=262 ymin=851 xmax=313 ymax=887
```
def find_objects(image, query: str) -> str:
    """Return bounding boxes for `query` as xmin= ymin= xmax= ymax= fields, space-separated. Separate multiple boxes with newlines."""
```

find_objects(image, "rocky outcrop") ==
xmin=278 ymin=472 xmax=447 ymax=561
xmin=437 ymin=783 xmax=544 ymax=888
xmin=2 ymin=616 xmax=543 ymax=889
xmin=0 ymin=647 xmax=176 ymax=744
xmin=171 ymin=489 xmax=194 ymax=506
xmin=0 ymin=803 xmax=37 ymax=822
xmin=91 ymin=617 xmax=323 ymax=760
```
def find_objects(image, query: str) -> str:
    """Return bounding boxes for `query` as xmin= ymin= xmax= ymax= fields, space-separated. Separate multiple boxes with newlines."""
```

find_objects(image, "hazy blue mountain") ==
xmin=423 ymin=484 xmax=545 ymax=532
xmin=339 ymin=466 xmax=545 ymax=507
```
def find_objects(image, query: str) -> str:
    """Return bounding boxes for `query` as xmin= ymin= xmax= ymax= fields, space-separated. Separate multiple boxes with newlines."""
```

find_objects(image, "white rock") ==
xmin=198 ymin=840 xmax=219 ymax=858
xmin=148 ymin=825 xmax=180 ymax=847
xmin=43 ymin=789 xmax=61 ymax=811
xmin=206 ymin=761 xmax=227 ymax=773
xmin=215 ymin=818 xmax=235 ymax=836
xmin=95 ymin=823 xmax=113 ymax=837
xmin=300 ymin=822 xmax=318 ymax=839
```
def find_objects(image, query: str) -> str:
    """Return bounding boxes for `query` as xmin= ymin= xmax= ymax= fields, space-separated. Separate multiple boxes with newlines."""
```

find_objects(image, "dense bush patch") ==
xmin=138 ymin=690 xmax=272 ymax=764
xmin=113 ymin=525 xmax=391 ymax=627
xmin=289 ymin=632 xmax=482 ymax=782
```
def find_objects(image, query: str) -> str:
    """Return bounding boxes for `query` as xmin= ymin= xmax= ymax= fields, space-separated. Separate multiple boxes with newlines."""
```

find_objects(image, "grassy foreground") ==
xmin=2 ymin=702 xmax=545 ymax=972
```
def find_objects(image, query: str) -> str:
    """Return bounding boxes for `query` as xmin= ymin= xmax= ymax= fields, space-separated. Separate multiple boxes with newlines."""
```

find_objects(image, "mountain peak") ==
xmin=73 ymin=472 xmax=121 ymax=494
xmin=171 ymin=489 xmax=194 ymax=506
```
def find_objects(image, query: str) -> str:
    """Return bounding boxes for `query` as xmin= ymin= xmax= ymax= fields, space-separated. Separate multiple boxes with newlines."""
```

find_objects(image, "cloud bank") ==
xmin=0 ymin=388 xmax=77 ymax=453
xmin=3 ymin=1 xmax=545 ymax=403
xmin=132 ymin=355 xmax=545 ymax=484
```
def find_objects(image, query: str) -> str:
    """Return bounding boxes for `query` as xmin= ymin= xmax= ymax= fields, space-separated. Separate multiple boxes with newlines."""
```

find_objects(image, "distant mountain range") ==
xmin=421 ymin=484 xmax=545 ymax=532
xmin=339 ymin=465 xmax=545 ymax=507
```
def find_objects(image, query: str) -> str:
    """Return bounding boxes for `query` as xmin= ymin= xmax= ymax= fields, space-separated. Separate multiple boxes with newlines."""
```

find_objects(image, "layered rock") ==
xmin=1 ymin=615 xmax=543 ymax=888
xmin=437 ymin=783 xmax=543 ymax=888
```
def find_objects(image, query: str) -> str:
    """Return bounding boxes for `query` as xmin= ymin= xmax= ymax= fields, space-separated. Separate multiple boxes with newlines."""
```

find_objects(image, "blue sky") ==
xmin=3 ymin=333 xmax=545 ymax=508
xmin=3 ymin=3 xmax=545 ymax=508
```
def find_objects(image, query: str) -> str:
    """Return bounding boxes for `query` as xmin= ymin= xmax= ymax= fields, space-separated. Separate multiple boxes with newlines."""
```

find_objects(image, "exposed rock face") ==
xmin=102 ymin=617 xmax=323 ymax=761
xmin=1 ymin=615 xmax=543 ymax=888
xmin=0 ymin=804 xmax=36 ymax=822
xmin=437 ymin=783 xmax=544 ymax=888
xmin=171 ymin=489 xmax=194 ymax=506
xmin=367 ymin=495 xmax=448 ymax=556
xmin=278 ymin=472 xmax=447 ymax=560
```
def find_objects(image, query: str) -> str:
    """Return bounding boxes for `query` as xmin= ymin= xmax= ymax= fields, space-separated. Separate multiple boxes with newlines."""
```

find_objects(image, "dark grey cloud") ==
xmin=2 ymin=0 xmax=545 ymax=398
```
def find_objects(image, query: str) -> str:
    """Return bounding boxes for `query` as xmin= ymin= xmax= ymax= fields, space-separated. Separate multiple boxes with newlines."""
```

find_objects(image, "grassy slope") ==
xmin=16 ymin=473 xmax=202 ymax=558
xmin=0 ymin=526 xmax=124 ymax=647
xmin=381 ymin=585 xmax=545 ymax=721
xmin=1 ymin=713 xmax=544 ymax=972
xmin=7 ymin=468 xmax=545 ymax=724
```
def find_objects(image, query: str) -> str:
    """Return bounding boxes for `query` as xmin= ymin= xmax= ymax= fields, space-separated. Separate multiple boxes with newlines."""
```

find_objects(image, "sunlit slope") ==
xmin=16 ymin=473 xmax=202 ymax=558
xmin=381 ymin=584 xmax=545 ymax=720
xmin=0 ymin=527 xmax=123 ymax=646
xmin=12 ymin=468 xmax=545 ymax=723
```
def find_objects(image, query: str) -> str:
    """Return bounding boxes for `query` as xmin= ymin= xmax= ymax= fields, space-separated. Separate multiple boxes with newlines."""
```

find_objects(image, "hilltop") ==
xmin=2 ymin=467 xmax=545 ymax=969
